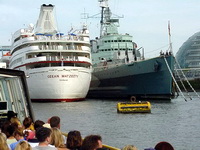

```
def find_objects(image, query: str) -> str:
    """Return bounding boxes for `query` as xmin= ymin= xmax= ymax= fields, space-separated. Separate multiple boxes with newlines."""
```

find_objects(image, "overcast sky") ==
xmin=0 ymin=0 xmax=200 ymax=58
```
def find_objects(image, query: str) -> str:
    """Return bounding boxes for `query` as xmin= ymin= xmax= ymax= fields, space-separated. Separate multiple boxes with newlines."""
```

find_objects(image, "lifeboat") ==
xmin=3 ymin=52 xmax=11 ymax=56
xmin=117 ymin=101 xmax=151 ymax=113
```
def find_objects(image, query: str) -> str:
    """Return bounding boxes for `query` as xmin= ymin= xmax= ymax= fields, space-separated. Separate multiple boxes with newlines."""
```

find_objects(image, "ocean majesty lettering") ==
xmin=47 ymin=75 xmax=78 ymax=78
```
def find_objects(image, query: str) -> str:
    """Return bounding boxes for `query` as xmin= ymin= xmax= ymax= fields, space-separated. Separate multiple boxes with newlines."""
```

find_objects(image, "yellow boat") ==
xmin=117 ymin=101 xmax=151 ymax=113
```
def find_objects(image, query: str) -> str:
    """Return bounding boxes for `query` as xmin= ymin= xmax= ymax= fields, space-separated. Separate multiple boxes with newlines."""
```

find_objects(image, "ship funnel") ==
xmin=35 ymin=4 xmax=58 ymax=34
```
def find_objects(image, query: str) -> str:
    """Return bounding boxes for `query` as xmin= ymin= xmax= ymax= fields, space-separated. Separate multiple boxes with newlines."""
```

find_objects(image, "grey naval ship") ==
xmin=87 ymin=0 xmax=175 ymax=100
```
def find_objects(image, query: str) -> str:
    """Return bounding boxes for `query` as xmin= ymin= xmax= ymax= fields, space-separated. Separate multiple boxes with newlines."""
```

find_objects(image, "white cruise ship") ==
xmin=9 ymin=4 xmax=92 ymax=102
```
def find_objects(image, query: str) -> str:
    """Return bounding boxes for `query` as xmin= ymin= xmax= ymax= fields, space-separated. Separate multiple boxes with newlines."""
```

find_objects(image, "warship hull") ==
xmin=88 ymin=55 xmax=175 ymax=100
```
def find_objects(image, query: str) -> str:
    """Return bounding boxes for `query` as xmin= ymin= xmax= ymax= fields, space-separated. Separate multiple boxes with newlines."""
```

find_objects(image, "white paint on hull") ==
xmin=25 ymin=67 xmax=91 ymax=100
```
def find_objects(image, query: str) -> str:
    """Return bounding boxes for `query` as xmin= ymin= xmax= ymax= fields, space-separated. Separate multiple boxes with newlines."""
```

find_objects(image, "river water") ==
xmin=32 ymin=93 xmax=200 ymax=150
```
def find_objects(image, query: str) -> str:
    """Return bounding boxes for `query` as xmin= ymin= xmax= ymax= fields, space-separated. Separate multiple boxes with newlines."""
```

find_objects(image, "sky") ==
xmin=1 ymin=0 xmax=200 ymax=58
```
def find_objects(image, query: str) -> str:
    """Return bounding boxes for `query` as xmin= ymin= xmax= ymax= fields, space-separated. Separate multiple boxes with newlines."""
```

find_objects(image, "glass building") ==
xmin=176 ymin=32 xmax=200 ymax=68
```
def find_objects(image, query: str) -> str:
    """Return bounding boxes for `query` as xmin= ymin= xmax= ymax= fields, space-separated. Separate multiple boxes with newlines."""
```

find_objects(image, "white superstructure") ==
xmin=9 ymin=4 xmax=92 ymax=102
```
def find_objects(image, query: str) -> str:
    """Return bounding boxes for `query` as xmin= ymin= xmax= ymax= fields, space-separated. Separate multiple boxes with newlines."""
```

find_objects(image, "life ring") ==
xmin=130 ymin=96 xmax=136 ymax=102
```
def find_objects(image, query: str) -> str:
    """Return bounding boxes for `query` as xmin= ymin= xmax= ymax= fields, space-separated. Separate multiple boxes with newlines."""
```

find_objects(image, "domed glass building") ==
xmin=176 ymin=32 xmax=200 ymax=90
xmin=176 ymin=32 xmax=200 ymax=68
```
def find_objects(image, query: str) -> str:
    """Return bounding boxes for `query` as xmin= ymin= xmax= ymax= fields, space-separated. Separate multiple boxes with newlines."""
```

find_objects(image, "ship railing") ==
xmin=81 ymin=46 xmax=90 ymax=52
xmin=12 ymin=45 xmax=38 ymax=55
xmin=38 ymin=45 xmax=90 ymax=52
xmin=24 ymin=46 xmax=39 ymax=52
xmin=12 ymin=28 xmax=33 ymax=40
xmin=25 ymin=56 xmax=47 ymax=64
xmin=12 ymin=37 xmax=35 ymax=49
xmin=76 ymin=57 xmax=91 ymax=63
xmin=34 ymin=34 xmax=86 ymax=42
xmin=46 ymin=56 xmax=91 ymax=63
xmin=25 ymin=55 xmax=91 ymax=63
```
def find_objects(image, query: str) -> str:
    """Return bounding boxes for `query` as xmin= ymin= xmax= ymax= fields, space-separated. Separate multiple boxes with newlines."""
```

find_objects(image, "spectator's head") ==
xmin=155 ymin=141 xmax=174 ymax=150
xmin=7 ymin=111 xmax=17 ymax=121
xmin=10 ymin=117 xmax=21 ymax=128
xmin=13 ymin=128 xmax=24 ymax=141
xmin=50 ymin=127 xmax=65 ymax=148
xmin=23 ymin=117 xmax=33 ymax=129
xmin=81 ymin=135 xmax=102 ymax=150
xmin=34 ymin=120 xmax=45 ymax=130
xmin=4 ymin=123 xmax=17 ymax=138
xmin=35 ymin=127 xmax=52 ymax=143
xmin=15 ymin=140 xmax=32 ymax=150
xmin=0 ymin=132 xmax=7 ymax=141
xmin=122 ymin=145 xmax=138 ymax=150
xmin=49 ymin=116 xmax=60 ymax=128
xmin=66 ymin=130 xmax=82 ymax=149
xmin=0 ymin=132 xmax=9 ymax=150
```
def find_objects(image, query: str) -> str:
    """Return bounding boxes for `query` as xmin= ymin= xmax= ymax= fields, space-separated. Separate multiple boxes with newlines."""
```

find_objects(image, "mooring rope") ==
xmin=174 ymin=69 xmax=192 ymax=100
xmin=174 ymin=58 xmax=200 ymax=99
xmin=163 ymin=56 xmax=187 ymax=101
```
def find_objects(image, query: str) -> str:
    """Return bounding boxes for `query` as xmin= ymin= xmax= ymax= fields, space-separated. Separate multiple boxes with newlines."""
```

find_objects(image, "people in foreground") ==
xmin=10 ymin=128 xmax=25 ymax=150
xmin=122 ymin=145 xmax=138 ymax=150
xmin=27 ymin=120 xmax=45 ymax=147
xmin=154 ymin=141 xmax=174 ymax=150
xmin=81 ymin=134 xmax=103 ymax=150
xmin=4 ymin=123 xmax=17 ymax=144
xmin=32 ymin=127 xmax=57 ymax=150
xmin=0 ymin=132 xmax=10 ymax=150
xmin=50 ymin=127 xmax=68 ymax=150
xmin=66 ymin=130 xmax=82 ymax=150
xmin=49 ymin=116 xmax=61 ymax=129
xmin=15 ymin=140 xmax=32 ymax=150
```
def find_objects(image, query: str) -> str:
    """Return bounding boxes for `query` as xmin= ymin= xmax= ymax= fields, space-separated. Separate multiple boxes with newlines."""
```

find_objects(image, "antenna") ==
xmin=99 ymin=0 xmax=108 ymax=37
xmin=81 ymin=8 xmax=89 ymax=24
xmin=84 ymin=0 xmax=123 ymax=37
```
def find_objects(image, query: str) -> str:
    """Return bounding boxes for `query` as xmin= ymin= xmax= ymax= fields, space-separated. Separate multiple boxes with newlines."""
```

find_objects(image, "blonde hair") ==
xmin=122 ymin=145 xmax=138 ymax=150
xmin=10 ymin=117 xmax=22 ymax=127
xmin=0 ymin=133 xmax=9 ymax=150
xmin=50 ymin=127 xmax=66 ymax=148
xmin=15 ymin=141 xmax=32 ymax=150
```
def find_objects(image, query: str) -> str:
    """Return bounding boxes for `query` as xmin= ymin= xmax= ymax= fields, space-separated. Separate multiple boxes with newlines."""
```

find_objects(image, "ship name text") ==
xmin=47 ymin=75 xmax=78 ymax=78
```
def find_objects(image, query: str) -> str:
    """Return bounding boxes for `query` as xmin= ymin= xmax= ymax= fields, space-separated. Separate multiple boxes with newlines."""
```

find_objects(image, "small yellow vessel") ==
xmin=117 ymin=101 xmax=151 ymax=113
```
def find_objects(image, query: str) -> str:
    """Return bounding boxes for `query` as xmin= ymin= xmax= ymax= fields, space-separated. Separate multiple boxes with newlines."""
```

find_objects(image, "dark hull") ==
xmin=87 ymin=55 xmax=175 ymax=100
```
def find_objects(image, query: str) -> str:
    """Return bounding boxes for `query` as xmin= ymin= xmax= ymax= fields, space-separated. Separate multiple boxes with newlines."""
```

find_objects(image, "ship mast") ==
xmin=99 ymin=0 xmax=108 ymax=37
xmin=168 ymin=21 xmax=173 ymax=55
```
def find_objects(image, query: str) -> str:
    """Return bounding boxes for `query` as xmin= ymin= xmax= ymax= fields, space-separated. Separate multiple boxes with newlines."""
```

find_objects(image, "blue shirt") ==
xmin=10 ymin=139 xmax=25 ymax=150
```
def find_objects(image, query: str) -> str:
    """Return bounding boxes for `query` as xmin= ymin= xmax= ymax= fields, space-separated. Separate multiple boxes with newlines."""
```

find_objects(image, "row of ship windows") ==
xmin=26 ymin=62 xmax=91 ymax=69
xmin=14 ymin=34 xmax=86 ymax=43
xmin=27 ymin=52 xmax=90 ymax=60
xmin=13 ymin=43 xmax=86 ymax=54
xmin=9 ymin=54 xmax=90 ymax=68
xmin=99 ymin=49 xmax=133 ymax=52
xmin=104 ymin=40 xmax=132 ymax=43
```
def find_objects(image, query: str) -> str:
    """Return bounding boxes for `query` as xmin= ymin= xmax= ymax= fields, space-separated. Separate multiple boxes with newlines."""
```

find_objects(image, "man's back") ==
xmin=32 ymin=145 xmax=57 ymax=150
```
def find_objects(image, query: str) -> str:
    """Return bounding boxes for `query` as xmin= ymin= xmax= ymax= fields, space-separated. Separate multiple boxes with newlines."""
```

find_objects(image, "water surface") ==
xmin=32 ymin=93 xmax=200 ymax=150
